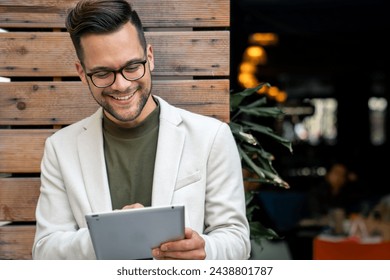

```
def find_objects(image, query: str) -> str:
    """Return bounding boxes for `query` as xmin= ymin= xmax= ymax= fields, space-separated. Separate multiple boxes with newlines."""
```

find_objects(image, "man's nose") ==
xmin=110 ymin=71 xmax=133 ymax=91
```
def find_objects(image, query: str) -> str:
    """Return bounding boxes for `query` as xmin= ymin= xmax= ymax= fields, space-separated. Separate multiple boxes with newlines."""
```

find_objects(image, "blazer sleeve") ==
xmin=201 ymin=122 xmax=251 ymax=260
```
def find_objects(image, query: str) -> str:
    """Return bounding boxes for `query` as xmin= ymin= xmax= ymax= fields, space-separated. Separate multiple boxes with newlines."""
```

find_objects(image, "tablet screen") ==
xmin=85 ymin=205 xmax=185 ymax=260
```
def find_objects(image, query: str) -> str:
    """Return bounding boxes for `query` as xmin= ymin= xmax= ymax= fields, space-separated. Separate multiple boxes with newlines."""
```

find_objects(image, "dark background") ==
xmin=230 ymin=0 xmax=389 ymax=259
xmin=231 ymin=0 xmax=389 ymax=195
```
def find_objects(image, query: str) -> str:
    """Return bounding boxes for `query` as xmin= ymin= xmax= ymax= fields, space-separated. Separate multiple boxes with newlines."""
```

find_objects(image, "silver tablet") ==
xmin=85 ymin=205 xmax=185 ymax=260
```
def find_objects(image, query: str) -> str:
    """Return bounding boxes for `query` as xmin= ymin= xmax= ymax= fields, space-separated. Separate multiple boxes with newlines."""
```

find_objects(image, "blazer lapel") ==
xmin=151 ymin=97 xmax=184 ymax=206
xmin=78 ymin=109 xmax=112 ymax=213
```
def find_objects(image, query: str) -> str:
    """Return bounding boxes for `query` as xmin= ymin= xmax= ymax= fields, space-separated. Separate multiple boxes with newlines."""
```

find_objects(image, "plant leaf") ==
xmin=238 ymin=146 xmax=266 ymax=179
xmin=239 ymin=106 xmax=284 ymax=118
xmin=250 ymin=221 xmax=280 ymax=244
xmin=242 ymin=121 xmax=293 ymax=152
xmin=231 ymin=83 xmax=293 ymax=242
xmin=230 ymin=83 xmax=270 ymax=110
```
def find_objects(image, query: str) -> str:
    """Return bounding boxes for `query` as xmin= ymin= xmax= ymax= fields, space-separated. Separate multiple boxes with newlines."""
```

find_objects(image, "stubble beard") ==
xmin=88 ymin=83 xmax=152 ymax=123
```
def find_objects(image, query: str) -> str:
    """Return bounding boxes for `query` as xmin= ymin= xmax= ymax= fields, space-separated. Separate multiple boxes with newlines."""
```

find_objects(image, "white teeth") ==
xmin=112 ymin=94 xmax=133 ymax=100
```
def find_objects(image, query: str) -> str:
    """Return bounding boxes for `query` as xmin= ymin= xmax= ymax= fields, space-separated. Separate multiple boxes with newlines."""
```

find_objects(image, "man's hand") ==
xmin=121 ymin=203 xmax=144 ymax=210
xmin=152 ymin=227 xmax=206 ymax=260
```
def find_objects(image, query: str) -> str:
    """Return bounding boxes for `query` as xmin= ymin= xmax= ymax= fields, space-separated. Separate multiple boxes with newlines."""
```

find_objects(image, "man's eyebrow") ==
xmin=88 ymin=66 xmax=112 ymax=73
xmin=88 ymin=58 xmax=145 ymax=73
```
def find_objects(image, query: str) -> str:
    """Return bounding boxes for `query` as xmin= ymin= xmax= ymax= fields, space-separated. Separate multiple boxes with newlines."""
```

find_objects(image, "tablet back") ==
xmin=85 ymin=205 xmax=185 ymax=260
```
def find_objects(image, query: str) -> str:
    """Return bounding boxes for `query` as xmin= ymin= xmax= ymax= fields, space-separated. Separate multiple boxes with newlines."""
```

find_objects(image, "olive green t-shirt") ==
xmin=103 ymin=103 xmax=160 ymax=210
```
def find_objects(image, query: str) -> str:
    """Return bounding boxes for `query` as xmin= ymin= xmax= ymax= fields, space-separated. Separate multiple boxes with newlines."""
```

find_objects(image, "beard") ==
xmin=87 ymin=81 xmax=153 ymax=123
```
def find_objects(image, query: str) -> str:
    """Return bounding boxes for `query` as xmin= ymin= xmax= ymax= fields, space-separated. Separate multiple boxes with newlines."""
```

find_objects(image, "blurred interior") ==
xmin=230 ymin=0 xmax=390 ymax=259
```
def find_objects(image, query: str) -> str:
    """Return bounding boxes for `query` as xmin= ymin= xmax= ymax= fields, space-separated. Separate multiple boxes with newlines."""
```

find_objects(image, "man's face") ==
xmin=76 ymin=22 xmax=155 ymax=127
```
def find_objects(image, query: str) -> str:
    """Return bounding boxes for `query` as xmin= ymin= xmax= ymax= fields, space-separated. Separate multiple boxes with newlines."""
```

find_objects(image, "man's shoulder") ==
xmin=50 ymin=109 xmax=101 ymax=140
xmin=156 ymin=95 xmax=224 ymax=127
xmin=178 ymin=106 xmax=221 ymax=123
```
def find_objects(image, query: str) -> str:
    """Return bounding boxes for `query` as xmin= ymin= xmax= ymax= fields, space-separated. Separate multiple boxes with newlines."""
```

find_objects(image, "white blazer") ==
xmin=33 ymin=96 xmax=250 ymax=259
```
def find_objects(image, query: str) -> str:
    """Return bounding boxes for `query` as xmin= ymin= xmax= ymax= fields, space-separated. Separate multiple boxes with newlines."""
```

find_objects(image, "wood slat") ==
xmin=0 ymin=0 xmax=231 ymax=260
xmin=0 ymin=129 xmax=55 ymax=173
xmin=151 ymin=80 xmax=230 ymax=122
xmin=0 ymin=0 xmax=229 ymax=29
xmin=0 ymin=225 xmax=35 ymax=260
xmin=0 ymin=178 xmax=40 ymax=221
xmin=0 ymin=31 xmax=229 ymax=77
xmin=0 ymin=80 xmax=230 ymax=125
xmin=0 ymin=74 xmax=230 ymax=171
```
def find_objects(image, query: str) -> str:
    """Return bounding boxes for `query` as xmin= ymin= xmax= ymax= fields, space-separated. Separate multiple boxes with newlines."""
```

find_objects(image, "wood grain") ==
xmin=0 ymin=31 xmax=229 ymax=77
xmin=0 ymin=0 xmax=229 ymax=29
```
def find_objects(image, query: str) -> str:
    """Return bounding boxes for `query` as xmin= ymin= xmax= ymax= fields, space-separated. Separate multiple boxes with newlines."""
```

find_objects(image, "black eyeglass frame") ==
xmin=85 ymin=59 xmax=148 ymax=88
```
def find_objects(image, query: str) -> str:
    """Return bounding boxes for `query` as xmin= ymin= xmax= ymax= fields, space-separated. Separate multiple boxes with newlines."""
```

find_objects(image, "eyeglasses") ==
xmin=86 ymin=60 xmax=147 ymax=88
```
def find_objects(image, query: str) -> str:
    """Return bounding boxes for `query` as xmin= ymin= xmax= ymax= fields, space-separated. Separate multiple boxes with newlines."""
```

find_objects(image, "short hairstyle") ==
xmin=65 ymin=0 xmax=147 ymax=62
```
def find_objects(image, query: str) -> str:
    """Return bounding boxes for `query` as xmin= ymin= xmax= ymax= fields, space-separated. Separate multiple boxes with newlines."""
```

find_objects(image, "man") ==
xmin=32 ymin=0 xmax=250 ymax=260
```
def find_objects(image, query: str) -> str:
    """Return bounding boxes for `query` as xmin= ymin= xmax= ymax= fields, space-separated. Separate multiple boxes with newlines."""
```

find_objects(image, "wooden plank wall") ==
xmin=0 ymin=0 xmax=230 ymax=259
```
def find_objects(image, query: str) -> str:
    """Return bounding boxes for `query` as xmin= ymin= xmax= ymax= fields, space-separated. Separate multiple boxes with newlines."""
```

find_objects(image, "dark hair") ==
xmin=65 ymin=0 xmax=146 ymax=62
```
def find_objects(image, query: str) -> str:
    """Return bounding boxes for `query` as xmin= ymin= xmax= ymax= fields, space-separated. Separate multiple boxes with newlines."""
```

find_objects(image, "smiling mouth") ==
xmin=109 ymin=90 xmax=137 ymax=101
xmin=111 ymin=94 xmax=133 ymax=100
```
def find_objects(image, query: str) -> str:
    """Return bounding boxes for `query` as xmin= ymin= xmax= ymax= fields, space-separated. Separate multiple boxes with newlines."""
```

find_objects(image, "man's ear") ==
xmin=146 ymin=44 xmax=155 ymax=72
xmin=75 ymin=61 xmax=88 ymax=84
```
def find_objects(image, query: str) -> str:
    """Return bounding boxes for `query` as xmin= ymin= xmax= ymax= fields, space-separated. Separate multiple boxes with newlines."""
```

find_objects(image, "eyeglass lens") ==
xmin=90 ymin=61 xmax=146 ymax=88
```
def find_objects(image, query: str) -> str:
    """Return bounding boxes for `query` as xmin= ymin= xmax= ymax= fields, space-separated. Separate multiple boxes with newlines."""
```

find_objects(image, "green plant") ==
xmin=229 ymin=83 xmax=293 ymax=244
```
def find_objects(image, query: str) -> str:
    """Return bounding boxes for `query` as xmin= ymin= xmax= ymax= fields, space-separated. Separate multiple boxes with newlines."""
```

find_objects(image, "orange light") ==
xmin=246 ymin=46 xmax=264 ymax=58
xmin=238 ymin=73 xmax=259 ymax=89
xmin=275 ymin=91 xmax=288 ymax=103
xmin=257 ymin=84 xmax=269 ymax=94
xmin=238 ymin=72 xmax=253 ymax=84
xmin=249 ymin=33 xmax=279 ymax=46
xmin=268 ymin=86 xmax=279 ymax=97
xmin=239 ymin=62 xmax=256 ymax=74
xmin=244 ymin=46 xmax=267 ymax=65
